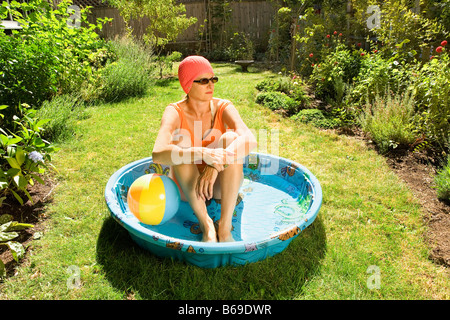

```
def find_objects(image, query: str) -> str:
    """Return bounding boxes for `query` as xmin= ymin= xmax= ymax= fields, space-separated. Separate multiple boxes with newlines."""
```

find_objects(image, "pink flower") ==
xmin=436 ymin=46 xmax=443 ymax=53
xmin=309 ymin=53 xmax=314 ymax=58
xmin=441 ymin=40 xmax=447 ymax=46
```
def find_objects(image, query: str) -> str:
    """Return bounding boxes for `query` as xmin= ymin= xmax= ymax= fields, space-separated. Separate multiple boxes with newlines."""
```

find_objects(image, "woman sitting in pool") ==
xmin=152 ymin=56 xmax=257 ymax=242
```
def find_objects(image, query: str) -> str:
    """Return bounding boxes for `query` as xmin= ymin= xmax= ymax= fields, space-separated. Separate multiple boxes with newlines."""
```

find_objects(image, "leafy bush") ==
xmin=291 ymin=108 xmax=339 ymax=129
xmin=0 ymin=214 xmax=34 ymax=278
xmin=81 ymin=37 xmax=156 ymax=103
xmin=255 ymin=76 xmax=309 ymax=115
xmin=357 ymin=90 xmax=417 ymax=154
xmin=410 ymin=48 xmax=449 ymax=153
xmin=352 ymin=53 xmax=412 ymax=104
xmin=36 ymin=94 xmax=87 ymax=142
xmin=434 ymin=156 xmax=450 ymax=202
xmin=0 ymin=104 xmax=58 ymax=206
xmin=0 ymin=0 xmax=109 ymax=108
xmin=156 ymin=51 xmax=183 ymax=78
xmin=310 ymin=42 xmax=363 ymax=102
xmin=256 ymin=91 xmax=297 ymax=113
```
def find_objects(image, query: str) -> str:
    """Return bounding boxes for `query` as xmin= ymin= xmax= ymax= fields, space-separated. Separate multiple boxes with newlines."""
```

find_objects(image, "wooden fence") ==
xmin=83 ymin=0 xmax=277 ymax=54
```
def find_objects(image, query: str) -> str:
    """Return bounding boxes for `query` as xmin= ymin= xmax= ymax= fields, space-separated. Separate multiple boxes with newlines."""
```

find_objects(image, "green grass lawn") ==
xmin=0 ymin=64 xmax=448 ymax=300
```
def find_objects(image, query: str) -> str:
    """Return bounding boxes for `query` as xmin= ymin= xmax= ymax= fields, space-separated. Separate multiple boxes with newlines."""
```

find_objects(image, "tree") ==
xmin=106 ymin=0 xmax=197 ymax=49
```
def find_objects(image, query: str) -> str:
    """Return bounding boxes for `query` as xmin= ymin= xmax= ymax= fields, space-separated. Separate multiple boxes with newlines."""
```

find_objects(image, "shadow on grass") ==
xmin=96 ymin=215 xmax=326 ymax=299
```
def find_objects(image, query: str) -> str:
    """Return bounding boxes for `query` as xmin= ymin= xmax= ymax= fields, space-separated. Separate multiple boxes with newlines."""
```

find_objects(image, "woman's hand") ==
xmin=202 ymin=148 xmax=235 ymax=172
xmin=195 ymin=166 xmax=219 ymax=201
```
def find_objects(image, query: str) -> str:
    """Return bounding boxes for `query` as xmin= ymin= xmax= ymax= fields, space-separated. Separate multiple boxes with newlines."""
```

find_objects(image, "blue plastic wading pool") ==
xmin=105 ymin=152 xmax=322 ymax=268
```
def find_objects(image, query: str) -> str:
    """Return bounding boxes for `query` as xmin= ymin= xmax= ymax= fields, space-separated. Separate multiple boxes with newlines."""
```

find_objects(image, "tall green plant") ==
xmin=410 ymin=46 xmax=450 ymax=153
xmin=0 ymin=0 xmax=110 ymax=107
xmin=0 ymin=104 xmax=58 ymax=206
xmin=106 ymin=0 xmax=196 ymax=50
xmin=358 ymin=90 xmax=417 ymax=154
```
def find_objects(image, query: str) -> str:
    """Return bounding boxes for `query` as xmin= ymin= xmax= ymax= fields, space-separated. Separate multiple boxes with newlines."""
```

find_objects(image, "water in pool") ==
xmin=138 ymin=168 xmax=312 ymax=242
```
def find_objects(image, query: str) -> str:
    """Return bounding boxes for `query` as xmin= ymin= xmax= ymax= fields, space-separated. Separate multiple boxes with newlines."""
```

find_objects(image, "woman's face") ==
xmin=188 ymin=72 xmax=215 ymax=101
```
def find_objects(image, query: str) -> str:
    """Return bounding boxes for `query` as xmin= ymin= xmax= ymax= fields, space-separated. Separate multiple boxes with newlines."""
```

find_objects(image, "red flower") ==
xmin=333 ymin=31 xmax=337 ymax=35
xmin=311 ymin=63 xmax=315 ymax=67
xmin=436 ymin=46 xmax=443 ymax=53
xmin=326 ymin=34 xmax=330 ymax=38
xmin=309 ymin=53 xmax=314 ymax=58
xmin=339 ymin=33 xmax=343 ymax=37
xmin=361 ymin=52 xmax=365 ymax=56
xmin=373 ymin=50 xmax=378 ymax=53
xmin=430 ymin=56 xmax=434 ymax=60
xmin=441 ymin=40 xmax=448 ymax=46
xmin=357 ymin=43 xmax=361 ymax=47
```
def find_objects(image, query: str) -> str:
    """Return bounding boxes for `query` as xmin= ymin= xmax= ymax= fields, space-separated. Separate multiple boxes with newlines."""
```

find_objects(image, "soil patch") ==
xmin=0 ymin=177 xmax=57 ymax=278
xmin=386 ymin=151 xmax=450 ymax=267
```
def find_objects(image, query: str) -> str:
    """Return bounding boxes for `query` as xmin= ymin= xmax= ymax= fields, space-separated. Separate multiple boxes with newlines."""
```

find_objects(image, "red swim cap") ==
xmin=178 ymin=56 xmax=214 ymax=94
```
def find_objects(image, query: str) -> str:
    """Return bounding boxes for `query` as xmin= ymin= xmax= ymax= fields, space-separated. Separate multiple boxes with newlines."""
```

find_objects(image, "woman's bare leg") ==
xmin=171 ymin=164 xmax=216 ymax=242
xmin=213 ymin=132 xmax=244 ymax=242
xmin=169 ymin=135 xmax=216 ymax=242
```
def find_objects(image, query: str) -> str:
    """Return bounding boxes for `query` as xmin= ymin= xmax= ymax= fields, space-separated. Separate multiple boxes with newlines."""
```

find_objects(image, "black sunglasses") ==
xmin=193 ymin=76 xmax=219 ymax=85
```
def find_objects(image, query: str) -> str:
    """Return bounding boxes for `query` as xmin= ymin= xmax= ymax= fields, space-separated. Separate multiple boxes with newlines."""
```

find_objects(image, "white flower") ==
xmin=29 ymin=151 xmax=44 ymax=163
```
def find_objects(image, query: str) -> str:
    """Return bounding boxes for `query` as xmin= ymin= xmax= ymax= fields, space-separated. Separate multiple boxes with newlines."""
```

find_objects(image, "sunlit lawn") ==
xmin=0 ymin=63 xmax=448 ymax=300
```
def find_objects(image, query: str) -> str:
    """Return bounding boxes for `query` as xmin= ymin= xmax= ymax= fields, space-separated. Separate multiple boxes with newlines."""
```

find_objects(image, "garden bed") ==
xmin=0 ymin=177 xmax=56 ymax=277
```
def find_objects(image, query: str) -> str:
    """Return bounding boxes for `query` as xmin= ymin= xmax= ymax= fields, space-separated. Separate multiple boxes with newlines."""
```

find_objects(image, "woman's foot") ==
xmin=201 ymin=218 xmax=217 ymax=242
xmin=216 ymin=220 xmax=235 ymax=242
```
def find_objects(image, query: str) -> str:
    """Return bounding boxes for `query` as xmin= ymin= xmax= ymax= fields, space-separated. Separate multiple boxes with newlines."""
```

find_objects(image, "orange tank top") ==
xmin=170 ymin=98 xmax=232 ymax=172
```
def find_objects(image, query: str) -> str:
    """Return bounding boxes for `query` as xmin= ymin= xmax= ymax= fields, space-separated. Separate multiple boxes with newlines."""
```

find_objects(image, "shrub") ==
xmin=81 ymin=37 xmax=156 ymax=103
xmin=256 ymin=92 xmax=297 ymax=113
xmin=0 ymin=0 xmax=109 ymax=108
xmin=435 ymin=156 xmax=450 ymax=202
xmin=255 ymin=76 xmax=310 ymax=114
xmin=0 ymin=104 xmax=58 ymax=206
xmin=310 ymin=42 xmax=363 ymax=102
xmin=352 ymin=53 xmax=412 ymax=104
xmin=291 ymin=109 xmax=339 ymax=129
xmin=36 ymin=94 xmax=87 ymax=142
xmin=410 ymin=49 xmax=449 ymax=153
xmin=357 ymin=90 xmax=417 ymax=154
